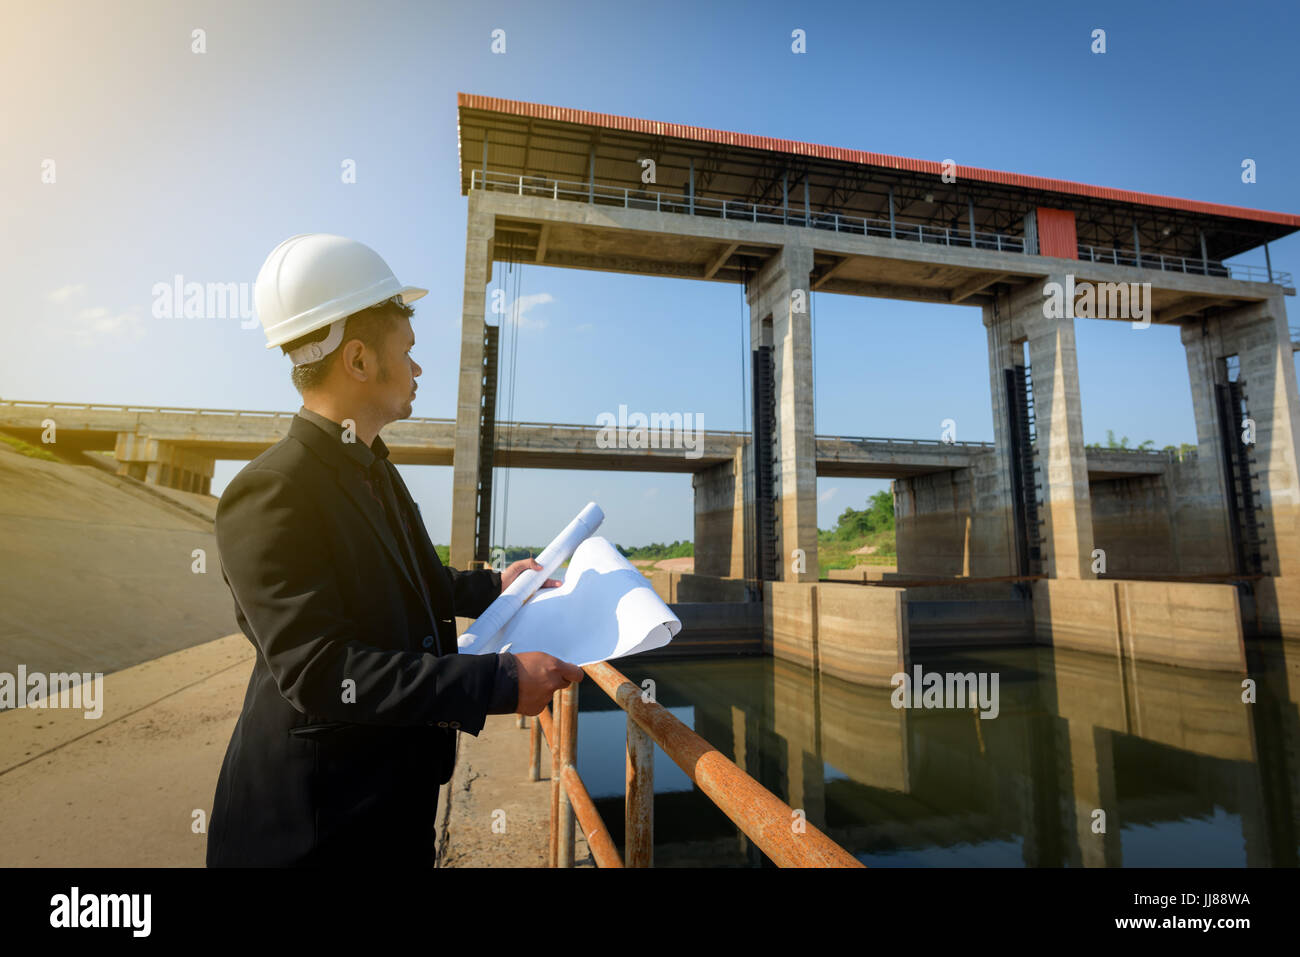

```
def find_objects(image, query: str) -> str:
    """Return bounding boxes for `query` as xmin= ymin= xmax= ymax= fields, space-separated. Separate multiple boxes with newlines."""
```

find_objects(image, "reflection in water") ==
xmin=571 ymin=639 xmax=1300 ymax=867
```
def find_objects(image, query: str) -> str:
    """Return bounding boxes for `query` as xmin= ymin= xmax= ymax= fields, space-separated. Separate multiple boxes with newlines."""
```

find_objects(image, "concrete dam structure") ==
xmin=448 ymin=94 xmax=1300 ymax=676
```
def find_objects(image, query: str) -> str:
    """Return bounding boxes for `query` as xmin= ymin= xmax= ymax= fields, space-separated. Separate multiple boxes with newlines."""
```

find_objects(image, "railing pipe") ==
xmin=559 ymin=765 xmax=622 ymax=868
xmin=585 ymin=661 xmax=862 ymax=867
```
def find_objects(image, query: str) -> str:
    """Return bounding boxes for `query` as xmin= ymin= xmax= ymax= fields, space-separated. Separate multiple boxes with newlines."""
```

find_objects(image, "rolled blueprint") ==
xmin=489 ymin=536 xmax=681 ymax=665
xmin=457 ymin=501 xmax=605 ymax=655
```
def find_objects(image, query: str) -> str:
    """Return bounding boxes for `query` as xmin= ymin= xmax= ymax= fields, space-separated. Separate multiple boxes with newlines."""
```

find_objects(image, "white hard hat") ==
xmin=254 ymin=233 xmax=428 ymax=365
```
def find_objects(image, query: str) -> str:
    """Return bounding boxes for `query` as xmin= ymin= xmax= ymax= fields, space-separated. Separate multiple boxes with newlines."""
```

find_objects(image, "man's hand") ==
xmin=514 ymin=652 xmax=584 ymax=716
xmin=501 ymin=557 xmax=561 ymax=592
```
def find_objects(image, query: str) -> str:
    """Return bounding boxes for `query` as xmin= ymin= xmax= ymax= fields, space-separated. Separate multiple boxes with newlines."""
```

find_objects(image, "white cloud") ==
xmin=819 ymin=486 xmax=838 ymax=504
xmin=573 ymin=322 xmax=594 ymax=333
xmin=504 ymin=292 xmax=553 ymax=331
xmin=47 ymin=283 xmax=87 ymax=304
xmin=43 ymin=283 xmax=146 ymax=346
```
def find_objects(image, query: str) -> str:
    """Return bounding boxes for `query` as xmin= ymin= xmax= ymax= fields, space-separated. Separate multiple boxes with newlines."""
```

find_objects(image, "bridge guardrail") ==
xmin=0 ymin=400 xmax=1198 ymax=462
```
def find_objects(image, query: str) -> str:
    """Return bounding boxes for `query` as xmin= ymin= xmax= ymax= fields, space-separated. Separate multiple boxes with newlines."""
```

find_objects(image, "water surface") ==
xmin=571 ymin=640 xmax=1300 ymax=867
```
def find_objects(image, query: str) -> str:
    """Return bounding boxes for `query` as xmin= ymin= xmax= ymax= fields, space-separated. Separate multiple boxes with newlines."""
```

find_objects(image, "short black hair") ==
xmin=282 ymin=297 xmax=414 ymax=395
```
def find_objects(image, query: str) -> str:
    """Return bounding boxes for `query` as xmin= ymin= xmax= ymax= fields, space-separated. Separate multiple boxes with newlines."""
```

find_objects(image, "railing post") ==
xmin=548 ymin=690 xmax=562 ymax=867
xmin=529 ymin=713 xmax=542 ymax=782
xmin=518 ymin=175 xmax=523 ymax=196
xmin=557 ymin=682 xmax=578 ymax=867
xmin=553 ymin=180 xmax=558 ymax=201
xmin=625 ymin=714 xmax=654 ymax=867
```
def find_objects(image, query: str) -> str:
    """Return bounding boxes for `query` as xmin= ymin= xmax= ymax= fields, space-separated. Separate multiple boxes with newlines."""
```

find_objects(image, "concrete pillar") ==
xmin=113 ymin=433 xmax=214 ymax=494
xmin=692 ymin=443 xmax=749 ymax=578
xmin=1018 ymin=275 xmax=1095 ymax=579
xmin=450 ymin=193 xmax=496 ymax=569
xmin=1183 ymin=293 xmax=1300 ymax=636
xmin=1179 ymin=322 xmax=1236 ymax=570
xmin=746 ymin=245 xmax=818 ymax=582
xmin=981 ymin=298 xmax=1025 ymax=578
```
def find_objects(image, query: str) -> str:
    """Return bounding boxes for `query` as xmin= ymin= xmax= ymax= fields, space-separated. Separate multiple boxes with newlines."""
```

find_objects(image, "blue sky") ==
xmin=4 ymin=0 xmax=1298 ymax=549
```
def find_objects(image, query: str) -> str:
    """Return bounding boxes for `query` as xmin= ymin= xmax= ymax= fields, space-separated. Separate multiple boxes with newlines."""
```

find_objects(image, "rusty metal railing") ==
xmin=525 ymin=660 xmax=863 ymax=868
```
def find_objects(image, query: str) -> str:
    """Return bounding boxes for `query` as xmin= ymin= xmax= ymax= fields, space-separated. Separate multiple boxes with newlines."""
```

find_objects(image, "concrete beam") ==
xmin=950 ymin=272 xmax=1009 ymax=304
xmin=810 ymin=256 xmax=850 ymax=290
xmin=535 ymin=223 xmax=550 ymax=264
xmin=702 ymin=241 xmax=740 ymax=280
xmin=1154 ymin=295 xmax=1233 ymax=325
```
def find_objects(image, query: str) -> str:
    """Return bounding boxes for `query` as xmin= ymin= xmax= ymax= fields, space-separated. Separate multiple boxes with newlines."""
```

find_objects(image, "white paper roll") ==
xmin=457 ymin=501 xmax=605 ymax=654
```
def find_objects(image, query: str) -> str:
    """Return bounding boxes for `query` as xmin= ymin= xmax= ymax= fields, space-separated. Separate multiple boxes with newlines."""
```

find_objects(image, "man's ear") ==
xmin=338 ymin=339 xmax=369 ymax=382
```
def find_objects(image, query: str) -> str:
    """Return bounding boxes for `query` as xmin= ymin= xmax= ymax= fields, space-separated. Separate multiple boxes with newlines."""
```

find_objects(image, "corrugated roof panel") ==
xmin=458 ymin=93 xmax=1300 ymax=228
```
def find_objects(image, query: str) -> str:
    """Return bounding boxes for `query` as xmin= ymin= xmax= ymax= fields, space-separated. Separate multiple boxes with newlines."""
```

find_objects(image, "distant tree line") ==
xmin=828 ymin=490 xmax=895 ymax=540
xmin=616 ymin=540 xmax=694 ymax=560
xmin=1085 ymin=429 xmax=1195 ymax=456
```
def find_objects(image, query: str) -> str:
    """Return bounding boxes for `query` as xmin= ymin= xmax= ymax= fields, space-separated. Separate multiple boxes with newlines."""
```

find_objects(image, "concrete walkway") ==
xmin=0 ymin=633 xmax=253 ymax=867
xmin=435 ymin=713 xmax=593 ymax=868
xmin=0 ymin=633 xmax=578 ymax=867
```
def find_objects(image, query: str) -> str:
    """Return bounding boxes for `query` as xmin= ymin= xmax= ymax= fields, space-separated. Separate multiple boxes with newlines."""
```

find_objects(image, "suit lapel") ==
xmin=333 ymin=466 xmax=425 ymax=607
xmin=389 ymin=470 xmax=454 ymax=613
xmin=288 ymin=414 xmax=439 ymax=632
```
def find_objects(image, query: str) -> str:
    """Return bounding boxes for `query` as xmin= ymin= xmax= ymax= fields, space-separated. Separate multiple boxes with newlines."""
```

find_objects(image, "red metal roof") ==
xmin=458 ymin=93 xmax=1300 ymax=229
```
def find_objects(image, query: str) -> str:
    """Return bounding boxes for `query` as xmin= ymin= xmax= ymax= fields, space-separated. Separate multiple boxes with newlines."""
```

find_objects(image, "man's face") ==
xmin=373 ymin=315 xmax=421 ymax=422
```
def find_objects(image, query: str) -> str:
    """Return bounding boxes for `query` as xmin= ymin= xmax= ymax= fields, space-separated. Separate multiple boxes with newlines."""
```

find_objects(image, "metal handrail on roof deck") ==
xmin=528 ymin=661 xmax=862 ymax=868
xmin=472 ymin=168 xmax=1024 ymax=253
xmin=1077 ymin=245 xmax=1292 ymax=286
xmin=471 ymin=169 xmax=1292 ymax=284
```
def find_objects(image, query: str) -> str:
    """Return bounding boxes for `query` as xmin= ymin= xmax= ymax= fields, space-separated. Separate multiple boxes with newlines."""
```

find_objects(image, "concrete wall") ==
xmin=1088 ymin=474 xmax=1177 ymax=576
xmin=1088 ymin=456 xmax=1251 ymax=578
xmin=825 ymin=564 xmax=897 ymax=582
xmin=646 ymin=571 xmax=748 ymax=604
xmin=692 ymin=445 xmax=748 ymax=578
xmin=762 ymin=581 xmax=908 ymax=687
xmin=816 ymin=584 xmax=909 ymax=686
xmin=894 ymin=468 xmax=972 ymax=577
xmin=762 ymin=580 xmax=819 ymax=670
xmin=894 ymin=450 xmax=1015 ymax=579
xmin=1033 ymin=578 xmax=1245 ymax=671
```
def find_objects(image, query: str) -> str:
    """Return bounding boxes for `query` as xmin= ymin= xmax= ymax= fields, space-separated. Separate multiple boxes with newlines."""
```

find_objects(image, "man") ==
xmin=207 ymin=233 xmax=583 ymax=867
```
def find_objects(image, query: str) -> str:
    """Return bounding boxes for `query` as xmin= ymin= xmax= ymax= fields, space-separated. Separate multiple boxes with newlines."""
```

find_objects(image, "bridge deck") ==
xmin=1 ymin=400 xmax=1176 ymax=479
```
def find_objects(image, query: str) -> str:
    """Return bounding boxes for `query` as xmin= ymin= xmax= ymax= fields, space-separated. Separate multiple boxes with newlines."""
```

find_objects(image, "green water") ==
xmin=573 ymin=640 xmax=1300 ymax=867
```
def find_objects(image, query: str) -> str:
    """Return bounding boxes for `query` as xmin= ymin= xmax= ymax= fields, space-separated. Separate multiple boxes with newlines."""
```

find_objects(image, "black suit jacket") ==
xmin=206 ymin=413 xmax=505 ymax=867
